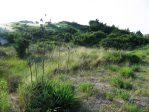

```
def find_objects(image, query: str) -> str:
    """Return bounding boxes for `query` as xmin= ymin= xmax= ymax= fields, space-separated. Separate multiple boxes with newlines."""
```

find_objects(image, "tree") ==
xmin=136 ymin=31 xmax=143 ymax=37
xmin=15 ymin=38 xmax=29 ymax=58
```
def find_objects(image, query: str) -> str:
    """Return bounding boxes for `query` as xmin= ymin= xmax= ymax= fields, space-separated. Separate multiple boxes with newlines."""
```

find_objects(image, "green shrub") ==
xmin=0 ymin=79 xmax=10 ymax=112
xmin=74 ymin=31 xmax=106 ymax=46
xmin=18 ymin=80 xmax=78 ymax=112
xmin=8 ymin=76 xmax=21 ymax=93
xmin=79 ymin=82 xmax=95 ymax=96
xmin=110 ymin=77 xmax=132 ymax=90
xmin=14 ymin=38 xmax=29 ymax=58
xmin=104 ymin=51 xmax=141 ymax=64
xmin=123 ymin=103 xmax=143 ymax=112
xmin=101 ymin=33 xmax=149 ymax=50
xmin=105 ymin=91 xmax=114 ymax=101
xmin=119 ymin=66 xmax=135 ymax=78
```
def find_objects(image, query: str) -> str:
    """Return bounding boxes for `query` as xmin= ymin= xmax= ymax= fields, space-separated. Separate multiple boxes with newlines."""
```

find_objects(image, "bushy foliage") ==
xmin=104 ymin=51 xmax=141 ymax=64
xmin=89 ymin=19 xmax=114 ymax=34
xmin=101 ymin=33 xmax=149 ymax=49
xmin=14 ymin=38 xmax=29 ymax=58
xmin=73 ymin=31 xmax=106 ymax=46
xmin=18 ymin=80 xmax=78 ymax=112
xmin=8 ymin=76 xmax=21 ymax=93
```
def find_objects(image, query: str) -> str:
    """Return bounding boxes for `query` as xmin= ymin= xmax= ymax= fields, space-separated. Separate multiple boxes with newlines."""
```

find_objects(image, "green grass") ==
xmin=79 ymin=82 xmax=95 ymax=96
xmin=0 ymin=44 xmax=149 ymax=112
xmin=107 ymin=64 xmax=119 ymax=72
xmin=123 ymin=103 xmax=143 ymax=112
xmin=104 ymin=51 xmax=141 ymax=64
xmin=105 ymin=91 xmax=114 ymax=101
xmin=0 ymin=79 xmax=10 ymax=112
xmin=119 ymin=66 xmax=135 ymax=78
xmin=116 ymin=89 xmax=130 ymax=101
xmin=110 ymin=77 xmax=133 ymax=90
xmin=18 ymin=79 xmax=78 ymax=112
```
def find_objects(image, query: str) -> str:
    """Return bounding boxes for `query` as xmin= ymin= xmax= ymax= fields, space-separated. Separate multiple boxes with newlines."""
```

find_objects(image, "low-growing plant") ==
xmin=104 ymin=51 xmax=141 ymax=64
xmin=119 ymin=66 xmax=135 ymax=78
xmin=79 ymin=82 xmax=95 ymax=96
xmin=116 ymin=89 xmax=130 ymax=101
xmin=123 ymin=103 xmax=143 ymax=112
xmin=8 ymin=75 xmax=21 ymax=93
xmin=18 ymin=80 xmax=78 ymax=112
xmin=131 ymin=65 xmax=141 ymax=72
xmin=0 ymin=79 xmax=10 ymax=112
xmin=110 ymin=77 xmax=133 ymax=90
xmin=107 ymin=64 xmax=119 ymax=72
xmin=105 ymin=91 xmax=114 ymax=101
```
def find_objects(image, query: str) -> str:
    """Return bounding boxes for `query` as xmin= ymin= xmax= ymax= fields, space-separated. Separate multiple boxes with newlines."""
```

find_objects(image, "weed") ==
xmin=131 ymin=65 xmax=141 ymax=72
xmin=119 ymin=66 xmax=135 ymax=78
xmin=116 ymin=89 xmax=130 ymax=101
xmin=123 ymin=103 xmax=143 ymax=112
xmin=110 ymin=77 xmax=133 ymax=90
xmin=18 ymin=80 xmax=78 ymax=112
xmin=0 ymin=79 xmax=10 ymax=112
xmin=107 ymin=64 xmax=119 ymax=72
xmin=105 ymin=91 xmax=114 ymax=101
xmin=79 ymin=82 xmax=95 ymax=96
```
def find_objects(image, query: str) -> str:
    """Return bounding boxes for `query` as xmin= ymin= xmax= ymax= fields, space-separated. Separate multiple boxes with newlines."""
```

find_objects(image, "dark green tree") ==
xmin=15 ymin=38 xmax=29 ymax=58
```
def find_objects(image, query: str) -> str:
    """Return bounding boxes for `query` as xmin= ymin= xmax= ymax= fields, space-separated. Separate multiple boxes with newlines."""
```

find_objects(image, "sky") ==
xmin=0 ymin=0 xmax=149 ymax=34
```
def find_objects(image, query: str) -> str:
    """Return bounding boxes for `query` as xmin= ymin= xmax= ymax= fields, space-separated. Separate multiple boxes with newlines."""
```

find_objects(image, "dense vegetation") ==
xmin=0 ymin=20 xmax=149 ymax=112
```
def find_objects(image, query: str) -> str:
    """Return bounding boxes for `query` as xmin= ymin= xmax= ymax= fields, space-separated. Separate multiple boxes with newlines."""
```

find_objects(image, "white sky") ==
xmin=0 ymin=0 xmax=149 ymax=34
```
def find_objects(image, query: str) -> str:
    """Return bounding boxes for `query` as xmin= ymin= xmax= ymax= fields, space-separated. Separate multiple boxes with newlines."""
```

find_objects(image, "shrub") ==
xmin=79 ymin=82 xmax=95 ymax=96
xmin=73 ymin=31 xmax=106 ymax=46
xmin=119 ymin=66 xmax=135 ymax=78
xmin=0 ymin=79 xmax=10 ymax=112
xmin=14 ymin=38 xmax=29 ymax=58
xmin=110 ymin=77 xmax=132 ymax=90
xmin=104 ymin=51 xmax=141 ymax=64
xmin=123 ymin=103 xmax=143 ymax=112
xmin=8 ymin=76 xmax=21 ymax=93
xmin=101 ymin=33 xmax=149 ymax=50
xmin=18 ymin=80 xmax=78 ymax=112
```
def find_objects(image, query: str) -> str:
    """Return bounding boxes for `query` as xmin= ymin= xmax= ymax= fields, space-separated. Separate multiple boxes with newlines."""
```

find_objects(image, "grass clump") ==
xmin=18 ymin=80 xmax=78 ymax=112
xmin=0 ymin=79 xmax=10 ymax=112
xmin=79 ymin=82 xmax=95 ymax=96
xmin=123 ymin=103 xmax=143 ymax=112
xmin=119 ymin=66 xmax=135 ymax=78
xmin=8 ymin=75 xmax=21 ymax=93
xmin=131 ymin=65 xmax=141 ymax=72
xmin=116 ymin=89 xmax=130 ymax=101
xmin=105 ymin=91 xmax=114 ymax=101
xmin=110 ymin=77 xmax=132 ymax=90
xmin=107 ymin=64 xmax=119 ymax=72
